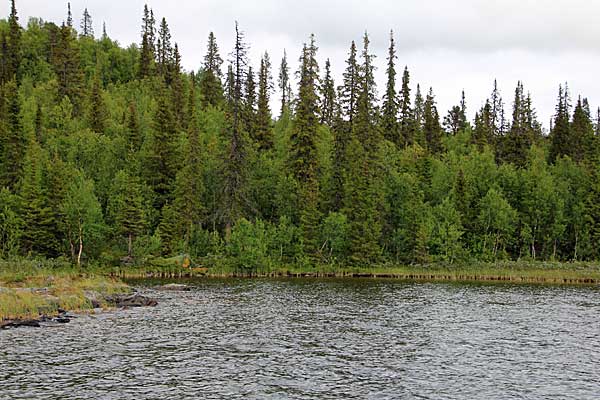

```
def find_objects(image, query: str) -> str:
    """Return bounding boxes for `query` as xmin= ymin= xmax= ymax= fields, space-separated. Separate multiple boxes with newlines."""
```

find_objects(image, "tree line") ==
xmin=1 ymin=1 xmax=599 ymax=269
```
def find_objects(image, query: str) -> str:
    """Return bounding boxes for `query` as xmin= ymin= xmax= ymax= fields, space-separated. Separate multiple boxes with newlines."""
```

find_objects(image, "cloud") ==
xmin=4 ymin=0 xmax=600 ymax=126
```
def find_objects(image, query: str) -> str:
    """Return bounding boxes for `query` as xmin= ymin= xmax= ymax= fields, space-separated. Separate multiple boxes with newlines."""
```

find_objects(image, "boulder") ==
xmin=106 ymin=293 xmax=158 ymax=308
xmin=0 ymin=319 xmax=41 ymax=329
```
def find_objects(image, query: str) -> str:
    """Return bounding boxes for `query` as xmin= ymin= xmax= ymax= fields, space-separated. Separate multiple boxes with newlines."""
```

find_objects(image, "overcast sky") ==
xmin=3 ymin=0 xmax=600 ymax=129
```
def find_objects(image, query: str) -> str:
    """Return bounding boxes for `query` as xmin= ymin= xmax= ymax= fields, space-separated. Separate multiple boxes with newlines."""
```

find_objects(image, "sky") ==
xmin=3 ymin=0 xmax=600 ymax=129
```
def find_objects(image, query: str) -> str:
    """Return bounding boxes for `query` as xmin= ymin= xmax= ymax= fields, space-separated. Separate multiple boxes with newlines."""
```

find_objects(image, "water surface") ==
xmin=1 ymin=279 xmax=599 ymax=399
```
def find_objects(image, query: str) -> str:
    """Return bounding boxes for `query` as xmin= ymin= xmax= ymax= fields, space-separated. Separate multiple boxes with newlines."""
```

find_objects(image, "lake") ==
xmin=1 ymin=279 xmax=599 ymax=399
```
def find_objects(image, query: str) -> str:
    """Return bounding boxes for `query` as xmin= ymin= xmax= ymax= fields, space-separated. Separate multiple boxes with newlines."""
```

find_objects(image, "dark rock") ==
xmin=0 ymin=319 xmax=41 ymax=329
xmin=106 ymin=293 xmax=158 ymax=308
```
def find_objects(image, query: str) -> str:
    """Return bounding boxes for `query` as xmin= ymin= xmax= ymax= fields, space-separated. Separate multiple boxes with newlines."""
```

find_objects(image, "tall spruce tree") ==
xmin=290 ymin=35 xmax=321 ymax=254
xmin=172 ymin=82 xmax=204 ymax=249
xmin=256 ymin=52 xmax=273 ymax=150
xmin=472 ymin=101 xmax=493 ymax=149
xmin=222 ymin=22 xmax=249 ymax=233
xmin=381 ymin=31 xmax=399 ymax=146
xmin=19 ymin=141 xmax=56 ymax=256
xmin=51 ymin=22 xmax=83 ymax=111
xmin=278 ymin=50 xmax=291 ymax=116
xmin=88 ymin=73 xmax=107 ymax=134
xmin=144 ymin=85 xmax=178 ymax=212
xmin=1 ymin=79 xmax=25 ymax=189
xmin=112 ymin=170 xmax=146 ymax=258
xmin=549 ymin=84 xmax=572 ymax=163
xmin=139 ymin=5 xmax=156 ymax=79
xmin=443 ymin=91 xmax=468 ymax=136
xmin=244 ymin=66 xmax=257 ymax=138
xmin=4 ymin=0 xmax=21 ymax=83
xmin=398 ymin=67 xmax=413 ymax=147
xmin=343 ymin=32 xmax=382 ymax=265
xmin=319 ymin=58 xmax=336 ymax=127
xmin=156 ymin=18 xmax=173 ymax=83
xmin=339 ymin=41 xmax=359 ymax=126
xmin=571 ymin=96 xmax=595 ymax=164
xmin=501 ymin=81 xmax=533 ymax=166
xmin=66 ymin=2 xmax=73 ymax=28
xmin=199 ymin=32 xmax=224 ymax=109
xmin=80 ymin=8 xmax=93 ymax=37
xmin=170 ymin=44 xmax=186 ymax=128
xmin=423 ymin=88 xmax=443 ymax=154
xmin=413 ymin=84 xmax=425 ymax=146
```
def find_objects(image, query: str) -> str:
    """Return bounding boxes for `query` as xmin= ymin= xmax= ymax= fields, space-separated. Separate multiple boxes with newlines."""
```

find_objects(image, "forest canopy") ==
xmin=1 ymin=1 xmax=599 ymax=269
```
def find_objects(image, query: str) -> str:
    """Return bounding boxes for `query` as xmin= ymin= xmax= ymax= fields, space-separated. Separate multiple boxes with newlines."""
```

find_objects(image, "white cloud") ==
xmin=4 ymin=0 xmax=599 ymax=126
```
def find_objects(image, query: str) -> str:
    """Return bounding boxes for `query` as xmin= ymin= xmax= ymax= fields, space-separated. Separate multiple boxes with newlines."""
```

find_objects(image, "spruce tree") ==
xmin=423 ymin=88 xmax=443 ymax=154
xmin=502 ymin=81 xmax=532 ymax=167
xmin=381 ymin=31 xmax=399 ymax=146
xmin=19 ymin=141 xmax=56 ymax=256
xmin=413 ymin=84 xmax=425 ymax=146
xmin=139 ymin=5 xmax=156 ymax=79
xmin=278 ymin=50 xmax=291 ymax=117
xmin=399 ymin=67 xmax=413 ymax=147
xmin=256 ymin=52 xmax=273 ymax=150
xmin=319 ymin=58 xmax=336 ymax=127
xmin=549 ymin=84 xmax=572 ymax=163
xmin=472 ymin=101 xmax=493 ymax=149
xmin=125 ymin=101 xmax=142 ymax=156
xmin=199 ymin=32 xmax=224 ymax=109
xmin=144 ymin=85 xmax=178 ymax=212
xmin=0 ymin=79 xmax=25 ymax=190
xmin=156 ymin=18 xmax=173 ymax=83
xmin=66 ymin=2 xmax=73 ymax=28
xmin=34 ymin=103 xmax=43 ymax=143
xmin=225 ymin=64 xmax=235 ymax=109
xmin=51 ymin=23 xmax=83 ymax=112
xmin=172 ymin=82 xmax=204 ymax=248
xmin=5 ymin=0 xmax=21 ymax=83
xmin=243 ymin=66 xmax=257 ymax=138
xmin=343 ymin=32 xmax=382 ymax=265
xmin=170 ymin=44 xmax=186 ymax=128
xmin=339 ymin=41 xmax=359 ymax=126
xmin=443 ymin=91 xmax=468 ymax=136
xmin=222 ymin=22 xmax=250 ymax=233
xmin=80 ymin=8 xmax=94 ymax=38
xmin=88 ymin=73 xmax=107 ymax=134
xmin=571 ymin=96 xmax=595 ymax=164
xmin=112 ymin=170 xmax=146 ymax=258
xmin=290 ymin=35 xmax=321 ymax=254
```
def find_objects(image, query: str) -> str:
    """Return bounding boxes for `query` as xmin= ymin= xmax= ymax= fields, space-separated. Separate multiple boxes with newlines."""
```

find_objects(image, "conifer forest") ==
xmin=2 ymin=0 xmax=600 ymax=270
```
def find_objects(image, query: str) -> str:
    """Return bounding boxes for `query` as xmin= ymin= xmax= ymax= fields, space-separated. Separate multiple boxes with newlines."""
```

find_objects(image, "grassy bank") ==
xmin=2 ymin=259 xmax=599 ymax=320
xmin=0 ymin=261 xmax=130 ymax=321
xmin=112 ymin=259 xmax=600 ymax=285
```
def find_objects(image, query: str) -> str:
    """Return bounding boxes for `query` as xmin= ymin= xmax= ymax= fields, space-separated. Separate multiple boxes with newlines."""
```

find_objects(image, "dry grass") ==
xmin=0 ymin=265 xmax=130 ymax=320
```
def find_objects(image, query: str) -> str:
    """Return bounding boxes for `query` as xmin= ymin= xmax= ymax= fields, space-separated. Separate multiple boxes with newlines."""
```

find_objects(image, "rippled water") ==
xmin=1 ymin=279 xmax=600 ymax=399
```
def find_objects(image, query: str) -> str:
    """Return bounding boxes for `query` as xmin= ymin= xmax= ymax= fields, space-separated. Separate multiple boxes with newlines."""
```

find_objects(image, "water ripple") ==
xmin=1 ymin=279 xmax=599 ymax=399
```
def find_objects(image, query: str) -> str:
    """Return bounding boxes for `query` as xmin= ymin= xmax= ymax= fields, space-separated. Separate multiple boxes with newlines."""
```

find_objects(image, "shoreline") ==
xmin=114 ymin=262 xmax=600 ymax=285
xmin=0 ymin=271 xmax=156 ymax=327
xmin=2 ymin=262 xmax=599 ymax=323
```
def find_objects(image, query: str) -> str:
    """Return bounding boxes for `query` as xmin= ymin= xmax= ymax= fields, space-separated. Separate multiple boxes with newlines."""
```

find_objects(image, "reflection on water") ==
xmin=1 ymin=279 xmax=599 ymax=399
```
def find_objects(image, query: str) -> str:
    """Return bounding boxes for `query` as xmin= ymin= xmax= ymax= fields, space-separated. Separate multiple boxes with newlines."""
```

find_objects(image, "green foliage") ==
xmin=1 ymin=4 xmax=600 ymax=270
xmin=61 ymin=172 xmax=106 ymax=264
xmin=0 ymin=188 xmax=21 ymax=258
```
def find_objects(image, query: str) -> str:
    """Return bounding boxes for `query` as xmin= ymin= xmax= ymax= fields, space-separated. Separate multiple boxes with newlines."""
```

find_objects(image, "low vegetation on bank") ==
xmin=0 ymin=260 xmax=129 ymax=320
